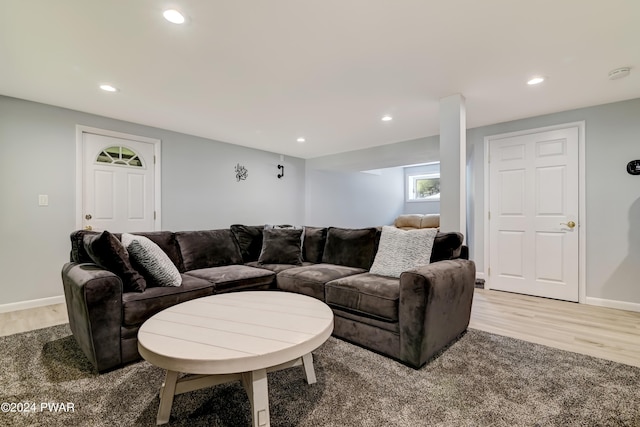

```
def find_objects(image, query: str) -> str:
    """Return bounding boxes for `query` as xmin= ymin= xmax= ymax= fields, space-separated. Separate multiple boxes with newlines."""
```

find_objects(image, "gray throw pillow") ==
xmin=121 ymin=233 xmax=182 ymax=287
xmin=370 ymin=226 xmax=438 ymax=278
xmin=258 ymin=228 xmax=303 ymax=265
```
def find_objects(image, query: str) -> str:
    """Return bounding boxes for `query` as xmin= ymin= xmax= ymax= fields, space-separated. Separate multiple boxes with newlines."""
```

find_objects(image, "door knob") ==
xmin=84 ymin=225 xmax=93 ymax=231
xmin=560 ymin=221 xmax=576 ymax=229
xmin=85 ymin=214 xmax=92 ymax=220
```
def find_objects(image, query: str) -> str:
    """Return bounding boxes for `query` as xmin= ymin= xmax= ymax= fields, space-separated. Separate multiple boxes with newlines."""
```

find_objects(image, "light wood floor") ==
xmin=470 ymin=288 xmax=640 ymax=368
xmin=0 ymin=303 xmax=68 ymax=337
xmin=1 ymin=289 xmax=639 ymax=368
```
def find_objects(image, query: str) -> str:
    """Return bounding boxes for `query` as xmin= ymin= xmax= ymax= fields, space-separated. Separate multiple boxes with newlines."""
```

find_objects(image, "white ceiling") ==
xmin=1 ymin=0 xmax=639 ymax=159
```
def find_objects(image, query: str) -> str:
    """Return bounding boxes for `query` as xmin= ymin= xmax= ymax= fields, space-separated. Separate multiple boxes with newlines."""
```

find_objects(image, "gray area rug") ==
xmin=1 ymin=324 xmax=638 ymax=426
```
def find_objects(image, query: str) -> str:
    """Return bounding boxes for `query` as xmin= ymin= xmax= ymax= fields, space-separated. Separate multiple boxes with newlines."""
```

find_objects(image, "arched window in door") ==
xmin=96 ymin=146 xmax=144 ymax=167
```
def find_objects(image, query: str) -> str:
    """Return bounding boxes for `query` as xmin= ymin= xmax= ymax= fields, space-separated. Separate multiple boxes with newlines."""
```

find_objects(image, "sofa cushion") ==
xmin=230 ymin=224 xmax=264 ymax=263
xmin=277 ymin=263 xmax=366 ymax=301
xmin=71 ymin=230 xmax=183 ymax=269
xmin=246 ymin=261 xmax=314 ymax=274
xmin=121 ymin=274 xmax=214 ymax=326
xmin=302 ymin=226 xmax=327 ymax=263
xmin=325 ymin=273 xmax=400 ymax=322
xmin=175 ymin=230 xmax=243 ymax=271
xmin=70 ymin=230 xmax=99 ymax=263
xmin=84 ymin=230 xmax=147 ymax=292
xmin=394 ymin=214 xmax=423 ymax=229
xmin=321 ymin=227 xmax=379 ymax=270
xmin=258 ymin=228 xmax=303 ymax=265
xmin=370 ymin=226 xmax=438 ymax=278
xmin=185 ymin=265 xmax=276 ymax=293
xmin=431 ymin=232 xmax=464 ymax=263
xmin=121 ymin=233 xmax=182 ymax=287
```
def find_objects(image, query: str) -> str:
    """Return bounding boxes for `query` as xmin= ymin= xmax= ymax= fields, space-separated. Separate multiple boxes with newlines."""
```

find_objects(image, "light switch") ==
xmin=38 ymin=195 xmax=49 ymax=206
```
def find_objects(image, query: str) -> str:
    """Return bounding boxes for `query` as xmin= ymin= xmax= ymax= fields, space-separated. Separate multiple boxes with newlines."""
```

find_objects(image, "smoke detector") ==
xmin=608 ymin=67 xmax=631 ymax=80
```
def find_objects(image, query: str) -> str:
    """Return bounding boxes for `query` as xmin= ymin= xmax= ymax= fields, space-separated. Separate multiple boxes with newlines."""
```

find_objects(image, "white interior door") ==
xmin=488 ymin=126 xmax=579 ymax=301
xmin=82 ymin=131 xmax=157 ymax=232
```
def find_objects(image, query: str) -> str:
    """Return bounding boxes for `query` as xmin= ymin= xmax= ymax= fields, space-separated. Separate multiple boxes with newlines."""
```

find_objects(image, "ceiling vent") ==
xmin=608 ymin=67 xmax=631 ymax=80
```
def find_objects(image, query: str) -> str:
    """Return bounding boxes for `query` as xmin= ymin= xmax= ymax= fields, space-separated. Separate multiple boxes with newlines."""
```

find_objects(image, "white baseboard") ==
xmin=0 ymin=295 xmax=66 ymax=314
xmin=585 ymin=296 xmax=640 ymax=313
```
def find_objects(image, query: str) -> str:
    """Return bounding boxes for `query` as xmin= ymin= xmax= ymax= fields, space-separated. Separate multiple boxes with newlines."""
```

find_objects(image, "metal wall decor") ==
xmin=235 ymin=163 xmax=248 ymax=181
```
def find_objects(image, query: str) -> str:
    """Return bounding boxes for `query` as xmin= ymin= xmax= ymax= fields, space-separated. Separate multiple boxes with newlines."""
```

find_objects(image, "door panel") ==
xmin=127 ymin=173 xmax=146 ymax=219
xmin=489 ymin=127 xmax=579 ymax=302
xmin=498 ymin=231 xmax=524 ymax=278
xmin=93 ymin=170 xmax=115 ymax=220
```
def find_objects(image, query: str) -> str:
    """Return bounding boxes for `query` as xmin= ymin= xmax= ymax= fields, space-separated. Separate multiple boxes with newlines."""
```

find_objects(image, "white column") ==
xmin=439 ymin=94 xmax=466 ymax=236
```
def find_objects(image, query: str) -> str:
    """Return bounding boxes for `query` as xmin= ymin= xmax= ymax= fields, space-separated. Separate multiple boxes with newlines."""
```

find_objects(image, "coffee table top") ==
xmin=138 ymin=291 xmax=334 ymax=375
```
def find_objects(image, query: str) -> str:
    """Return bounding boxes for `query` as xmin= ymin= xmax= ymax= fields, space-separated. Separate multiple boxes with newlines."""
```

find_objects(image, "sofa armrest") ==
xmin=398 ymin=259 xmax=475 ymax=368
xmin=61 ymin=262 xmax=124 ymax=372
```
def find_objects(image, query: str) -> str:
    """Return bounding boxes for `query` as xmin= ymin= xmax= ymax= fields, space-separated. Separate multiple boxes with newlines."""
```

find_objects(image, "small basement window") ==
xmin=407 ymin=173 xmax=440 ymax=201
xmin=96 ymin=146 xmax=143 ymax=167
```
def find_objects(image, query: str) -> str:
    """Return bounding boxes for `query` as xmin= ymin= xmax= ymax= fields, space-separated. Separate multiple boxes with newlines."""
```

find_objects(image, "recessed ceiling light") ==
xmin=163 ymin=9 xmax=185 ymax=24
xmin=381 ymin=115 xmax=393 ymax=122
xmin=296 ymin=137 xmax=306 ymax=143
xmin=527 ymin=77 xmax=545 ymax=85
xmin=99 ymin=84 xmax=118 ymax=92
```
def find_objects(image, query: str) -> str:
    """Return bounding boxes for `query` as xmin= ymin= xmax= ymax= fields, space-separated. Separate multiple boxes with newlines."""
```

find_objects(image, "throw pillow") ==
xmin=121 ymin=233 xmax=182 ymax=287
xmin=302 ymin=226 xmax=327 ymax=263
xmin=430 ymin=232 xmax=464 ymax=262
xmin=369 ymin=226 xmax=438 ymax=278
xmin=322 ymin=227 xmax=379 ymax=270
xmin=175 ymin=230 xmax=244 ymax=271
xmin=230 ymin=224 xmax=264 ymax=263
xmin=258 ymin=228 xmax=304 ymax=265
xmin=83 ymin=230 xmax=147 ymax=292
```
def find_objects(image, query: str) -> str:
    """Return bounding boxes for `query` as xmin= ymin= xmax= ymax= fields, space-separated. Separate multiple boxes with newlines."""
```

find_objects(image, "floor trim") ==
xmin=586 ymin=296 xmax=640 ymax=313
xmin=0 ymin=295 xmax=65 ymax=314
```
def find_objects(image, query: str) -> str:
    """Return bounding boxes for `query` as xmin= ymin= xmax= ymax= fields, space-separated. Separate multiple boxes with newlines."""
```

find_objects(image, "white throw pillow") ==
xmin=369 ymin=226 xmax=438 ymax=278
xmin=121 ymin=233 xmax=182 ymax=287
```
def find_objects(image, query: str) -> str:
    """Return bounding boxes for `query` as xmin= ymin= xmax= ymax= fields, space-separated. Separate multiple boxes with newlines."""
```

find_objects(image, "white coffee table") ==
xmin=137 ymin=291 xmax=334 ymax=426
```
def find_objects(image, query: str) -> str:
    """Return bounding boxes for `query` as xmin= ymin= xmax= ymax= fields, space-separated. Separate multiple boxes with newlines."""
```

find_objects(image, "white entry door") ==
xmin=488 ymin=126 xmax=580 ymax=302
xmin=80 ymin=129 xmax=159 ymax=233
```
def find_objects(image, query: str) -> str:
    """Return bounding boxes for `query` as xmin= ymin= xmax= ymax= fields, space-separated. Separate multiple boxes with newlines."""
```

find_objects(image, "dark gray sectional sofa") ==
xmin=62 ymin=225 xmax=475 ymax=373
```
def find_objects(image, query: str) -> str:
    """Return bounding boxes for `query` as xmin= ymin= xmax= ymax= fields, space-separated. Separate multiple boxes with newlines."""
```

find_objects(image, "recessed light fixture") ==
xmin=163 ymin=9 xmax=185 ymax=24
xmin=296 ymin=137 xmax=306 ymax=143
xmin=381 ymin=115 xmax=393 ymax=122
xmin=527 ymin=77 xmax=545 ymax=85
xmin=99 ymin=84 xmax=118 ymax=92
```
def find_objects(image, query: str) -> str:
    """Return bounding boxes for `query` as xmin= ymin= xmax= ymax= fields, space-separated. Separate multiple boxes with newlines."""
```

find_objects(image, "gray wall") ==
xmin=307 ymin=135 xmax=440 ymax=172
xmin=305 ymin=167 xmax=405 ymax=228
xmin=468 ymin=98 xmax=640 ymax=305
xmin=0 ymin=96 xmax=305 ymax=306
xmin=3 ymin=94 xmax=639 ymax=307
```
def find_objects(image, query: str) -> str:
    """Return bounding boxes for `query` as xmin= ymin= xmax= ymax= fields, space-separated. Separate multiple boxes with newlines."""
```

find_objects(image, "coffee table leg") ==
xmin=157 ymin=369 xmax=179 ymax=425
xmin=302 ymin=353 xmax=317 ymax=384
xmin=241 ymin=369 xmax=270 ymax=427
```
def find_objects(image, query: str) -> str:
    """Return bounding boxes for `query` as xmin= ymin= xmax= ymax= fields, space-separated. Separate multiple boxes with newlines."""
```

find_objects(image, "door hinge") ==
xmin=153 ymin=155 xmax=156 ymax=164
xmin=154 ymin=211 xmax=156 ymax=220
xmin=488 ymin=267 xmax=491 ymax=276
xmin=488 ymin=211 xmax=491 ymax=220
